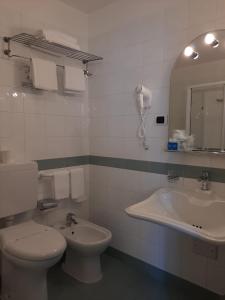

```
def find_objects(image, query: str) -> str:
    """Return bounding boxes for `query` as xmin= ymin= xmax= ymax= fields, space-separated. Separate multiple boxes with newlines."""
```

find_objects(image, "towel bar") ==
xmin=3 ymin=33 xmax=103 ymax=77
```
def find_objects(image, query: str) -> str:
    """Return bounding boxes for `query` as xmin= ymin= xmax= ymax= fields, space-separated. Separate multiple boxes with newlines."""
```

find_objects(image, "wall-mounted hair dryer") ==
xmin=136 ymin=84 xmax=152 ymax=150
xmin=136 ymin=84 xmax=152 ymax=112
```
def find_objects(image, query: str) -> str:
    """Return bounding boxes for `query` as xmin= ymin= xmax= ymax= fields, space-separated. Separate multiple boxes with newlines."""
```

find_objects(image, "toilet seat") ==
xmin=1 ymin=221 xmax=66 ymax=261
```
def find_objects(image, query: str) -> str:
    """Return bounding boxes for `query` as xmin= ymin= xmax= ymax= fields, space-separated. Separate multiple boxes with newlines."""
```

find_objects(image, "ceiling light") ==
xmin=184 ymin=46 xmax=199 ymax=60
xmin=204 ymin=33 xmax=219 ymax=48
xmin=12 ymin=92 xmax=18 ymax=98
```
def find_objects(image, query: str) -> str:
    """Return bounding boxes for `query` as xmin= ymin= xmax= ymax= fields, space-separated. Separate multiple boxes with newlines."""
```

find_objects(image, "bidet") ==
xmin=54 ymin=217 xmax=112 ymax=283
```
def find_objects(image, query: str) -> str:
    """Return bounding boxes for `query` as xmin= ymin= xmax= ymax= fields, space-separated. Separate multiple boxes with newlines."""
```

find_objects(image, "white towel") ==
xmin=31 ymin=57 xmax=58 ymax=91
xmin=64 ymin=65 xmax=85 ymax=92
xmin=52 ymin=170 xmax=70 ymax=200
xmin=70 ymin=168 xmax=85 ymax=202
xmin=37 ymin=29 xmax=80 ymax=50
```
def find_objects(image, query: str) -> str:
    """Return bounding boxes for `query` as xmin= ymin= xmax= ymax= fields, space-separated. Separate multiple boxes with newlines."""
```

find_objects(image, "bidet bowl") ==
xmin=54 ymin=218 xmax=112 ymax=283
xmin=61 ymin=223 xmax=112 ymax=256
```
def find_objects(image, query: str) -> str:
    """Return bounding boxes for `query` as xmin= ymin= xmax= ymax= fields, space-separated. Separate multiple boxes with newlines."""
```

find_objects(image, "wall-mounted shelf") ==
xmin=3 ymin=33 xmax=103 ymax=64
xmin=165 ymin=149 xmax=225 ymax=155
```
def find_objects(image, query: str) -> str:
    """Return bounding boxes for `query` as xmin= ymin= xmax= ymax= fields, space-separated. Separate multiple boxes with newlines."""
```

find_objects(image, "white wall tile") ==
xmin=1 ymin=0 xmax=225 ymax=295
xmin=206 ymin=260 xmax=225 ymax=295
xmin=0 ymin=3 xmax=22 ymax=37
xmin=0 ymin=112 xmax=11 ymax=138
xmin=0 ymin=91 xmax=10 ymax=112
xmin=46 ymin=137 xmax=66 ymax=158
xmin=46 ymin=115 xmax=65 ymax=137
xmin=188 ymin=0 xmax=218 ymax=27
xmin=64 ymin=117 xmax=82 ymax=137
xmin=23 ymin=92 xmax=45 ymax=114
xmin=0 ymin=0 xmax=89 ymax=162
xmin=88 ymin=0 xmax=225 ymax=295
xmin=90 ymin=117 xmax=108 ymax=137
xmin=11 ymin=113 xmax=25 ymax=137
xmin=64 ymin=137 xmax=82 ymax=157
xmin=180 ymin=237 xmax=207 ymax=287
xmin=157 ymin=228 xmax=184 ymax=277
xmin=25 ymin=136 xmax=46 ymax=160
xmin=25 ymin=114 xmax=45 ymax=138
xmin=63 ymin=97 xmax=83 ymax=117
xmin=9 ymin=136 xmax=25 ymax=163
xmin=0 ymin=88 xmax=24 ymax=114
xmin=163 ymin=0 xmax=189 ymax=34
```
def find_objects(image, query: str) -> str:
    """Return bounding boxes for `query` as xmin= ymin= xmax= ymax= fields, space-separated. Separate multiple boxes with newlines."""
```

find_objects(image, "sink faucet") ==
xmin=168 ymin=170 xmax=179 ymax=182
xmin=66 ymin=212 xmax=78 ymax=227
xmin=199 ymin=171 xmax=210 ymax=191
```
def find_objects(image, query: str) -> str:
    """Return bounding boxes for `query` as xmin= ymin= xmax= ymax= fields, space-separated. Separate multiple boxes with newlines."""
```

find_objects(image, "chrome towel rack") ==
xmin=3 ymin=33 xmax=103 ymax=77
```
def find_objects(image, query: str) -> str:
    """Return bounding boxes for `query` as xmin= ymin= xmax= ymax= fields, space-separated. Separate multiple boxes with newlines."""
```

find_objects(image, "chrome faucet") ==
xmin=168 ymin=170 xmax=179 ymax=182
xmin=199 ymin=171 xmax=210 ymax=191
xmin=66 ymin=212 xmax=78 ymax=227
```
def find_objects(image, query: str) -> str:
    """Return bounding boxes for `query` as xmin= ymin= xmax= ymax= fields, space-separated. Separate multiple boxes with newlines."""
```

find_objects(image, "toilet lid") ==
xmin=4 ymin=227 xmax=66 ymax=261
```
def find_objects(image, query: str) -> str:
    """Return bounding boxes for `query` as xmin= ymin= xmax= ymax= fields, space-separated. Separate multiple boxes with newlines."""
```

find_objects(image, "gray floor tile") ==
xmin=48 ymin=254 xmax=220 ymax=300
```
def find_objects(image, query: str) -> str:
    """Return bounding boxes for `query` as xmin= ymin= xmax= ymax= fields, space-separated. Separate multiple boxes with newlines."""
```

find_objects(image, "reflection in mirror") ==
xmin=169 ymin=29 xmax=225 ymax=153
xmin=190 ymin=84 xmax=223 ymax=149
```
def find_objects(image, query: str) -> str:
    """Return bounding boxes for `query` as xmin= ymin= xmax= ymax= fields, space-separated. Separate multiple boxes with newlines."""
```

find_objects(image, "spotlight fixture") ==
xmin=12 ymin=92 xmax=18 ymax=98
xmin=204 ymin=33 xmax=219 ymax=48
xmin=184 ymin=46 xmax=199 ymax=60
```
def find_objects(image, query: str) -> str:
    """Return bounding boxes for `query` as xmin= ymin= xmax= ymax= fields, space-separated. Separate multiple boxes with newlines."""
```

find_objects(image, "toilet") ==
xmin=0 ymin=162 xmax=66 ymax=300
xmin=0 ymin=221 xmax=66 ymax=300
xmin=56 ymin=218 xmax=112 ymax=283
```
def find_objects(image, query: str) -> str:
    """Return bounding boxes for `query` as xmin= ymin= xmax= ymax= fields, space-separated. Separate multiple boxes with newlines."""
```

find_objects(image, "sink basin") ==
xmin=125 ymin=187 xmax=225 ymax=244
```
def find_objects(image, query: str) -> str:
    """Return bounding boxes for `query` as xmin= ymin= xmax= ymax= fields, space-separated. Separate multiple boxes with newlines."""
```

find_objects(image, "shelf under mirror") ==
xmin=166 ymin=149 xmax=225 ymax=155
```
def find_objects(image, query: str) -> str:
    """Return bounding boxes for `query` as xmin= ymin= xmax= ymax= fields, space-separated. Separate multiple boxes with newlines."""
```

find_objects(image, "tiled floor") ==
xmin=48 ymin=254 xmax=220 ymax=300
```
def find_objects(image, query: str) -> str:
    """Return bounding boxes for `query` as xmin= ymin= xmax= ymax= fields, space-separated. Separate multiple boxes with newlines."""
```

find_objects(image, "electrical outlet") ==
xmin=193 ymin=239 xmax=218 ymax=260
xmin=156 ymin=115 xmax=168 ymax=125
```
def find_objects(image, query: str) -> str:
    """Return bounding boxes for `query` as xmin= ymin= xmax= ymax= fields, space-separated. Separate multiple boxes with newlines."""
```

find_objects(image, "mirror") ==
xmin=169 ymin=29 xmax=225 ymax=153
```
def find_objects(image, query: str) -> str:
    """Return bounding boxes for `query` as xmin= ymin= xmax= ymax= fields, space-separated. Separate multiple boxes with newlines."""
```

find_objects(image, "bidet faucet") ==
xmin=66 ymin=212 xmax=78 ymax=226
xmin=199 ymin=170 xmax=210 ymax=191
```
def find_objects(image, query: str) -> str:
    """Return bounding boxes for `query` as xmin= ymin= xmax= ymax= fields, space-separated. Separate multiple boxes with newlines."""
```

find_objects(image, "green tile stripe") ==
xmin=37 ymin=155 xmax=89 ymax=170
xmin=90 ymin=156 xmax=225 ymax=183
xmin=37 ymin=155 xmax=225 ymax=183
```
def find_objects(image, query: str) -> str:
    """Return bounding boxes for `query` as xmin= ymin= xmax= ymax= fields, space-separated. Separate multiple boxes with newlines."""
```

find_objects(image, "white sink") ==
xmin=125 ymin=187 xmax=225 ymax=244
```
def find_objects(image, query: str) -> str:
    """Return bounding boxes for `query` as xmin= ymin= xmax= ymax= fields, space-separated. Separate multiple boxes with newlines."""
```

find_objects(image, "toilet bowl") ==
xmin=55 ymin=219 xmax=112 ymax=283
xmin=0 ymin=220 xmax=66 ymax=300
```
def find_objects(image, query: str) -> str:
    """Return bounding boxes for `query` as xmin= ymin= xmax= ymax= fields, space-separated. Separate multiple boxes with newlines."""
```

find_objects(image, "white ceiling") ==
xmin=60 ymin=0 xmax=117 ymax=13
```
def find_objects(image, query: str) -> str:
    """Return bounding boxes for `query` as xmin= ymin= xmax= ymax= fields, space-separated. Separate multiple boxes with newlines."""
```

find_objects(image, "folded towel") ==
xmin=64 ymin=65 xmax=85 ymax=92
xmin=31 ymin=57 xmax=58 ymax=91
xmin=37 ymin=29 xmax=80 ymax=50
xmin=70 ymin=168 xmax=85 ymax=202
xmin=52 ymin=170 xmax=70 ymax=200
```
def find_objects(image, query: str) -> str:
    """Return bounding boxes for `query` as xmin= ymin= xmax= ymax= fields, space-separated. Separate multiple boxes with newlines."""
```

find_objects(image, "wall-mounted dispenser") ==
xmin=136 ymin=84 xmax=152 ymax=150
